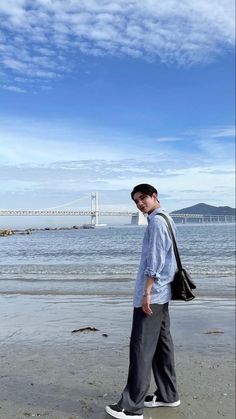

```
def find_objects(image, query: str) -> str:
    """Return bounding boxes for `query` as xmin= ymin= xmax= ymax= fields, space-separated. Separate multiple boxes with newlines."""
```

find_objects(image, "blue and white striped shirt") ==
xmin=133 ymin=207 xmax=177 ymax=307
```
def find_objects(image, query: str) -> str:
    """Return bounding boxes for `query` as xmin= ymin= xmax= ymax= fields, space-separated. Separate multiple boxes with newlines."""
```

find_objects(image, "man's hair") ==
xmin=131 ymin=184 xmax=158 ymax=200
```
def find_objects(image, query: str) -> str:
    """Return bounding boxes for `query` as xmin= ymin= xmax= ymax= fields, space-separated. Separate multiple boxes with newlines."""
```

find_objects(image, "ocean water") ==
xmin=0 ymin=224 xmax=235 ymax=296
xmin=0 ymin=224 xmax=235 ymax=348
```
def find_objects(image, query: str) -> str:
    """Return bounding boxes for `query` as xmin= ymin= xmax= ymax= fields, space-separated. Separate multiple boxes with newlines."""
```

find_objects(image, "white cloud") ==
xmin=0 ymin=116 xmax=234 ymax=210
xmin=0 ymin=116 xmax=133 ymax=165
xmin=0 ymin=117 xmax=234 ymax=168
xmin=0 ymin=118 xmax=234 ymax=205
xmin=0 ymin=0 xmax=234 ymax=90
xmin=200 ymin=126 xmax=235 ymax=138
xmin=2 ymin=84 xmax=26 ymax=93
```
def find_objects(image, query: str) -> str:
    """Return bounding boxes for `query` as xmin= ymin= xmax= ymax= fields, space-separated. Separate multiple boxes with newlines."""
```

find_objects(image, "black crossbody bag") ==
xmin=157 ymin=213 xmax=196 ymax=301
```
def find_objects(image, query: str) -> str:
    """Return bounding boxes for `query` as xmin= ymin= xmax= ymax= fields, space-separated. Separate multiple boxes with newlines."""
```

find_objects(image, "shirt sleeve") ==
xmin=144 ymin=219 xmax=170 ymax=279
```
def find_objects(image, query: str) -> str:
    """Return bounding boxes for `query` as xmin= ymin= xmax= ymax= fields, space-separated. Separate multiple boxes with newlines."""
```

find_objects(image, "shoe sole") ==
xmin=105 ymin=405 xmax=143 ymax=419
xmin=144 ymin=399 xmax=181 ymax=408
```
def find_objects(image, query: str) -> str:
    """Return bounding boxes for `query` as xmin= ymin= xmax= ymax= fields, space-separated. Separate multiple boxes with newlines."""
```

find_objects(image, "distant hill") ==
xmin=171 ymin=203 xmax=235 ymax=215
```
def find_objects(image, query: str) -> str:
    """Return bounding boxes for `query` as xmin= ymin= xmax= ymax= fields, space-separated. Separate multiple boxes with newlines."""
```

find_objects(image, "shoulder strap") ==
xmin=156 ymin=213 xmax=182 ymax=270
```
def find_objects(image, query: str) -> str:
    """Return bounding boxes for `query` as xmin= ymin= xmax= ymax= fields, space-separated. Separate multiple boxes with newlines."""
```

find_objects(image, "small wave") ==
xmin=0 ymin=275 xmax=134 ymax=283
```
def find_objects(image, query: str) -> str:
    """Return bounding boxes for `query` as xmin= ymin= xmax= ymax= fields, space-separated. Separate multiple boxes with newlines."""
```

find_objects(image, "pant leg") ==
xmin=152 ymin=303 xmax=179 ymax=402
xmin=118 ymin=304 xmax=165 ymax=414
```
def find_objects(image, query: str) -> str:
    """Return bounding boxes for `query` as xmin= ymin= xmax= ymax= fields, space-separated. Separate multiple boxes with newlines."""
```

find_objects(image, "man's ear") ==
xmin=152 ymin=192 xmax=157 ymax=201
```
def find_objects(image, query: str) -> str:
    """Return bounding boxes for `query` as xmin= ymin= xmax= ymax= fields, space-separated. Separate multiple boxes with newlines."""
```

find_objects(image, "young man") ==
xmin=106 ymin=184 xmax=180 ymax=419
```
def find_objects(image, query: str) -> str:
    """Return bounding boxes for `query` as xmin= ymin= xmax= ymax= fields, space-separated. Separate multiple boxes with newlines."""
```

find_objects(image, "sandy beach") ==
xmin=0 ymin=295 xmax=235 ymax=419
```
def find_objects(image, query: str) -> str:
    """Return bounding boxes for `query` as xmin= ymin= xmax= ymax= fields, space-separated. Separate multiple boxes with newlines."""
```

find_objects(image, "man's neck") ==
xmin=148 ymin=203 xmax=160 ymax=215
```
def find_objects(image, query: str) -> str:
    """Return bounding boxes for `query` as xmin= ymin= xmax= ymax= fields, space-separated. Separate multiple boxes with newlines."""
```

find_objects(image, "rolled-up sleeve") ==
xmin=144 ymin=220 xmax=168 ymax=279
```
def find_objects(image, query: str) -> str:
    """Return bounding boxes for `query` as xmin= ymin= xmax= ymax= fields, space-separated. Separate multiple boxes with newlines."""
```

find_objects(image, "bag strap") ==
xmin=156 ymin=213 xmax=183 ymax=270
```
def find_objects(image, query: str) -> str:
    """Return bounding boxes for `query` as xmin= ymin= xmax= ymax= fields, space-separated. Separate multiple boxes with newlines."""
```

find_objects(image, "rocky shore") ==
xmin=0 ymin=225 xmax=94 ymax=236
xmin=0 ymin=229 xmax=15 ymax=237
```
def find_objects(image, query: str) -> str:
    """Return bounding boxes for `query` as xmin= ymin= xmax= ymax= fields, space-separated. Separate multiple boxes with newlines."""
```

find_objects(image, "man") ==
xmin=106 ymin=184 xmax=180 ymax=419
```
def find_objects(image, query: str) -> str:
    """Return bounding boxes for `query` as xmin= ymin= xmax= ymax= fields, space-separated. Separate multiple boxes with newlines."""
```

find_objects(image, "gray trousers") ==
xmin=118 ymin=303 xmax=179 ymax=415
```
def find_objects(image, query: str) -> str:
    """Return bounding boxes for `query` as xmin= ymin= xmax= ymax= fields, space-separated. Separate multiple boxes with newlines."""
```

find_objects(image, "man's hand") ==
xmin=142 ymin=276 xmax=155 ymax=315
xmin=142 ymin=294 xmax=153 ymax=316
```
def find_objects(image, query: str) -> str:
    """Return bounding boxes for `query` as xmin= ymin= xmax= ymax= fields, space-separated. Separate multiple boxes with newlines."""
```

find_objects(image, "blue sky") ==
xmin=0 ymin=0 xmax=235 ymax=227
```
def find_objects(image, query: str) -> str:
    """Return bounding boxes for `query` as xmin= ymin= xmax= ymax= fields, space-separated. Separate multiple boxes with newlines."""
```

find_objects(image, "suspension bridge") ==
xmin=0 ymin=193 xmax=234 ymax=226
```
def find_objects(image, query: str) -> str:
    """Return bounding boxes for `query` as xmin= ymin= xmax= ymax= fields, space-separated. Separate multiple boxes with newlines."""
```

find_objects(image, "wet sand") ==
xmin=0 ymin=295 xmax=235 ymax=419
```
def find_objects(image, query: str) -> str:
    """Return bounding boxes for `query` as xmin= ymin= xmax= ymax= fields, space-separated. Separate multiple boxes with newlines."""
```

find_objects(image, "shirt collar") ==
xmin=147 ymin=207 xmax=163 ymax=222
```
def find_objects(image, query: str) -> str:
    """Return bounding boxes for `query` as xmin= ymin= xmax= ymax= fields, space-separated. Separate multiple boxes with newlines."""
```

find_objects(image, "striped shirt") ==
xmin=133 ymin=207 xmax=177 ymax=307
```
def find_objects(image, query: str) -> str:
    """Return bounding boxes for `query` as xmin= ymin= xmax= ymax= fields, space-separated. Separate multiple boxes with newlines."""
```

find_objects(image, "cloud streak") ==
xmin=0 ymin=139 xmax=234 ymax=198
xmin=0 ymin=116 xmax=234 ymax=166
xmin=0 ymin=115 xmax=234 ymax=210
xmin=200 ymin=126 xmax=236 ymax=139
xmin=0 ymin=0 xmax=235 ymax=90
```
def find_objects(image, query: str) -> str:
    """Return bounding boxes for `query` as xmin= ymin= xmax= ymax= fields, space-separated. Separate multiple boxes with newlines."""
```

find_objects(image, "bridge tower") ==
xmin=131 ymin=211 xmax=147 ymax=225
xmin=91 ymin=192 xmax=99 ymax=226
xmin=90 ymin=192 xmax=107 ymax=227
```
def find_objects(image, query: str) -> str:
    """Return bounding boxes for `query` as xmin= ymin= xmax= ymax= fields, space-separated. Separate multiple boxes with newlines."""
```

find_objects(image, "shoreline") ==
xmin=0 ymin=287 xmax=234 ymax=297
xmin=0 ymin=294 xmax=234 ymax=350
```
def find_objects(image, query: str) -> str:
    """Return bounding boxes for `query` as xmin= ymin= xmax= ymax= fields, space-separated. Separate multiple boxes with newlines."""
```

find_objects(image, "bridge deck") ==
xmin=0 ymin=210 xmax=234 ymax=220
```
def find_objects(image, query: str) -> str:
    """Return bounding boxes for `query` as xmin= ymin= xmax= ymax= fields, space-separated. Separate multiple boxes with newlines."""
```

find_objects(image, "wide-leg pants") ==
xmin=118 ymin=302 xmax=179 ymax=415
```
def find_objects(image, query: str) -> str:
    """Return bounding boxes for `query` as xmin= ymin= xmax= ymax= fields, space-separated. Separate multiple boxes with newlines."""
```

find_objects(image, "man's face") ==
xmin=133 ymin=191 xmax=158 ymax=214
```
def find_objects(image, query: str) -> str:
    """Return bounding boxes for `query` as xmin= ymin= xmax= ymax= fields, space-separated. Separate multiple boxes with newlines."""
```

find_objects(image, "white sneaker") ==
xmin=144 ymin=394 xmax=180 ymax=408
xmin=105 ymin=404 xmax=143 ymax=419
